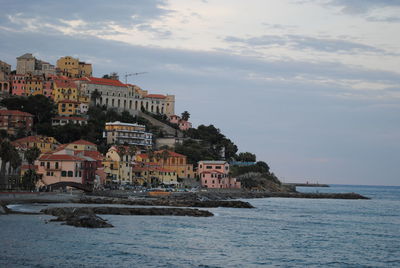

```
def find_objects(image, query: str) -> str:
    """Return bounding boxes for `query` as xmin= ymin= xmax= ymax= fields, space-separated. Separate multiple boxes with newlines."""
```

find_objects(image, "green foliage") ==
xmin=21 ymin=169 xmax=41 ymax=190
xmin=185 ymin=124 xmax=238 ymax=160
xmin=236 ymin=152 xmax=256 ymax=162
xmin=236 ymin=172 xmax=282 ymax=190
xmin=24 ymin=147 xmax=41 ymax=165
xmin=1 ymin=95 xmax=56 ymax=124
xmin=181 ymin=111 xmax=190 ymax=121
xmin=175 ymin=139 xmax=215 ymax=165
xmin=230 ymin=161 xmax=270 ymax=177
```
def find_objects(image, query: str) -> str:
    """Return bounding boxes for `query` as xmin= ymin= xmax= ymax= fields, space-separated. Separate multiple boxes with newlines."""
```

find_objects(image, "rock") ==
xmin=41 ymin=206 xmax=214 ymax=219
xmin=64 ymin=214 xmax=113 ymax=228
xmin=0 ymin=201 xmax=9 ymax=215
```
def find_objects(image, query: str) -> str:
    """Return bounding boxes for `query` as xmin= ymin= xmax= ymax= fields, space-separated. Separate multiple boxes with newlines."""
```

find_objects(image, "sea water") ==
xmin=1 ymin=185 xmax=399 ymax=267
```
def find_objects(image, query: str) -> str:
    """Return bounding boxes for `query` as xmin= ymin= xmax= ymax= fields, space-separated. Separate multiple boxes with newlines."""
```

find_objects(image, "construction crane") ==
xmin=124 ymin=72 xmax=148 ymax=84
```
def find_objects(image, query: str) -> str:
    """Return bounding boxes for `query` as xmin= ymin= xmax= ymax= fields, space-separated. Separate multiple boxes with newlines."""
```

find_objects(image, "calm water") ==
xmin=1 ymin=185 xmax=400 ymax=267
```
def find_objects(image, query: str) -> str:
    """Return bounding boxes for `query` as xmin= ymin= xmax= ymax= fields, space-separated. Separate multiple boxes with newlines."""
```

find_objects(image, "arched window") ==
xmin=117 ymin=99 xmax=120 ymax=107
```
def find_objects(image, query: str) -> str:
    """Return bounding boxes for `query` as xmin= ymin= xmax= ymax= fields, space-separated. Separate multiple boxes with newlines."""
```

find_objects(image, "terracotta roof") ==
xmin=199 ymin=170 xmax=225 ymax=174
xmin=0 ymin=110 xmax=33 ymax=117
xmin=12 ymin=136 xmax=58 ymax=146
xmin=146 ymin=94 xmax=166 ymax=99
xmin=83 ymin=151 xmax=104 ymax=161
xmin=81 ymin=77 xmax=127 ymax=87
xmin=137 ymin=150 xmax=185 ymax=159
xmin=70 ymin=140 xmax=97 ymax=146
xmin=54 ymin=80 xmax=77 ymax=89
xmin=39 ymin=154 xmax=84 ymax=161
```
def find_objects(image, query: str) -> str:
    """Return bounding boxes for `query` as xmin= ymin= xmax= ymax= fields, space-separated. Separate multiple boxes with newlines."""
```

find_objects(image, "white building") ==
xmin=103 ymin=121 xmax=153 ymax=148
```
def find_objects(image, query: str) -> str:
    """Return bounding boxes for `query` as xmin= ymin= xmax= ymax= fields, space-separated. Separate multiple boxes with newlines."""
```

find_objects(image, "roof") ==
xmin=0 ymin=110 xmax=33 ymax=117
xmin=199 ymin=170 xmax=225 ymax=174
xmin=54 ymin=80 xmax=77 ymax=89
xmin=69 ymin=140 xmax=97 ymax=146
xmin=79 ymin=77 xmax=127 ymax=87
xmin=146 ymin=94 xmax=166 ymax=99
xmin=17 ymin=53 xmax=34 ymax=59
xmin=137 ymin=150 xmax=185 ymax=159
xmin=38 ymin=154 xmax=84 ymax=161
xmin=199 ymin=160 xmax=228 ymax=165
xmin=12 ymin=136 xmax=59 ymax=146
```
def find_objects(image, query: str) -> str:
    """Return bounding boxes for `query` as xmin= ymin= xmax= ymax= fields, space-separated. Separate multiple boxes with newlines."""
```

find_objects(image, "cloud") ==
xmin=0 ymin=0 xmax=172 ymax=36
xmin=327 ymin=0 xmax=400 ymax=14
xmin=224 ymin=34 xmax=388 ymax=54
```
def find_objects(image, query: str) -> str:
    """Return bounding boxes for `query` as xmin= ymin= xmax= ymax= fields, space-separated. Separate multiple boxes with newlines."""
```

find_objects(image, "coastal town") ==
xmin=0 ymin=54 xmax=248 ymax=192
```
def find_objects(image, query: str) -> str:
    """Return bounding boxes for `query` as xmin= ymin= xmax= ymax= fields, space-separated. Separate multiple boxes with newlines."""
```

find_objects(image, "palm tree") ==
xmin=24 ymin=147 xmax=41 ymax=166
xmin=9 ymin=148 xmax=22 ymax=188
xmin=90 ymin=89 xmax=101 ymax=105
xmin=0 ymin=140 xmax=13 ymax=189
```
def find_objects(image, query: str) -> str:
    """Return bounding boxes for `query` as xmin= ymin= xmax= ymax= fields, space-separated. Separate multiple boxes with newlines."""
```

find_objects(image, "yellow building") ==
xmin=53 ymin=79 xmax=78 ymax=102
xmin=57 ymin=100 xmax=79 ymax=116
xmin=56 ymin=56 xmax=92 ymax=78
xmin=25 ymin=76 xmax=43 ymax=96
xmin=11 ymin=135 xmax=60 ymax=153
xmin=103 ymin=146 xmax=136 ymax=184
xmin=132 ymin=165 xmax=177 ymax=186
xmin=135 ymin=150 xmax=195 ymax=179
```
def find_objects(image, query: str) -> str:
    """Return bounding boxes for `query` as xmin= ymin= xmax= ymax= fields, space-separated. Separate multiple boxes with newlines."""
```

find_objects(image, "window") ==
xmin=61 ymin=171 xmax=67 ymax=177
xmin=40 ymin=162 xmax=44 ymax=166
xmin=46 ymin=162 xmax=50 ymax=169
xmin=206 ymin=166 xmax=212 ymax=169
xmin=68 ymin=171 xmax=73 ymax=177
xmin=55 ymin=162 xmax=59 ymax=169
xmin=215 ymin=166 xmax=221 ymax=169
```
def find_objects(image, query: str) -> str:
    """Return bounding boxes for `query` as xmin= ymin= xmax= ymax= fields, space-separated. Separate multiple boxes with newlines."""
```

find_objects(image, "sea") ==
xmin=1 ymin=185 xmax=399 ymax=267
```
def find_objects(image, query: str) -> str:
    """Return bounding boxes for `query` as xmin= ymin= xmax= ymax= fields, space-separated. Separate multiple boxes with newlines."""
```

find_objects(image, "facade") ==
xmin=103 ymin=145 xmax=135 ymax=184
xmin=0 ymin=110 xmax=34 ymax=135
xmin=10 ymin=75 xmax=27 ymax=96
xmin=51 ymin=116 xmax=87 ymax=126
xmin=169 ymin=115 xmax=192 ymax=131
xmin=16 ymin=53 xmax=55 ymax=76
xmin=132 ymin=165 xmax=177 ymax=186
xmin=12 ymin=135 xmax=60 ymax=153
xmin=76 ymin=77 xmax=175 ymax=116
xmin=155 ymin=137 xmax=185 ymax=149
xmin=56 ymin=56 xmax=92 ymax=78
xmin=103 ymin=121 xmax=153 ymax=148
xmin=135 ymin=150 xmax=194 ymax=179
xmin=0 ymin=60 xmax=11 ymax=95
xmin=53 ymin=79 xmax=78 ymax=102
xmin=36 ymin=149 xmax=97 ymax=187
xmin=197 ymin=160 xmax=241 ymax=189
xmin=57 ymin=100 xmax=79 ymax=116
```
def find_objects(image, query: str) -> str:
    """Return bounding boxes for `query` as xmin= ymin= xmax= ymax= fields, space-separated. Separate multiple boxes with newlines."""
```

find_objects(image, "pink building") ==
xmin=35 ymin=148 xmax=97 ymax=187
xmin=43 ymin=80 xmax=53 ymax=99
xmin=197 ymin=160 xmax=241 ymax=189
xmin=169 ymin=115 xmax=192 ymax=131
xmin=10 ymin=75 xmax=27 ymax=96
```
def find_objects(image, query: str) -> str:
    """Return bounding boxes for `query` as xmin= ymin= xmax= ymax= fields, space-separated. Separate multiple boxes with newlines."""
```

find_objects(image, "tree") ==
xmin=0 ymin=140 xmax=13 ymax=189
xmin=181 ymin=111 xmax=190 ymax=121
xmin=90 ymin=89 xmax=101 ymax=105
xmin=21 ymin=169 xmax=40 ymax=190
xmin=236 ymin=152 xmax=256 ymax=162
xmin=24 ymin=147 xmax=41 ymax=166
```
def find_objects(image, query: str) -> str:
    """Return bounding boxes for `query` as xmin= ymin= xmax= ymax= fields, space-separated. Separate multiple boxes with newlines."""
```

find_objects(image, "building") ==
xmin=51 ymin=116 xmax=87 ymax=126
xmin=0 ymin=110 xmax=34 ymax=135
xmin=57 ymin=100 xmax=80 ymax=116
xmin=53 ymin=79 xmax=78 ymax=102
xmin=35 ymin=148 xmax=97 ymax=188
xmin=197 ymin=160 xmax=240 ymax=189
xmin=155 ymin=137 xmax=185 ymax=149
xmin=0 ymin=60 xmax=11 ymax=95
xmin=132 ymin=165 xmax=177 ymax=186
xmin=103 ymin=145 xmax=136 ymax=184
xmin=135 ymin=150 xmax=195 ymax=179
xmin=12 ymin=135 xmax=60 ymax=153
xmin=56 ymin=56 xmax=92 ymax=78
xmin=16 ymin=53 xmax=55 ymax=76
xmin=169 ymin=115 xmax=192 ymax=131
xmin=76 ymin=77 xmax=175 ymax=116
xmin=103 ymin=121 xmax=153 ymax=148
xmin=10 ymin=75 xmax=27 ymax=96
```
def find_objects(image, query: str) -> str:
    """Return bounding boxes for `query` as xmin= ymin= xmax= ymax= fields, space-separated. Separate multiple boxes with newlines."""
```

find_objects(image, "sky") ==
xmin=1 ymin=0 xmax=399 ymax=185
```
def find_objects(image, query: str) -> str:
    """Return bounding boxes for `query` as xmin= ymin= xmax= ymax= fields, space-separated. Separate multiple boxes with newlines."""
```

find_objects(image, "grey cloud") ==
xmin=224 ymin=34 xmax=387 ymax=54
xmin=1 ymin=0 xmax=171 ymax=31
xmin=327 ymin=0 xmax=400 ymax=14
